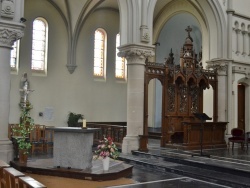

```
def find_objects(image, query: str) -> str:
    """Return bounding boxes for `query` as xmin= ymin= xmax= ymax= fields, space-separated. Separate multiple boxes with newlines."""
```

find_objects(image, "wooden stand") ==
xmin=191 ymin=113 xmax=212 ymax=158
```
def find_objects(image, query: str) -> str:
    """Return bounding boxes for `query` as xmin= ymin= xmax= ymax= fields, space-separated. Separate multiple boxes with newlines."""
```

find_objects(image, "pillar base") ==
xmin=0 ymin=139 xmax=14 ymax=163
xmin=122 ymin=136 xmax=139 ymax=154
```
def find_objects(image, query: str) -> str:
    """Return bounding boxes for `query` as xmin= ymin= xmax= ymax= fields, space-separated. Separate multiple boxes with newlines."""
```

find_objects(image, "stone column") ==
xmin=118 ymin=44 xmax=154 ymax=154
xmin=0 ymin=21 xmax=24 ymax=162
xmin=207 ymin=59 xmax=233 ymax=135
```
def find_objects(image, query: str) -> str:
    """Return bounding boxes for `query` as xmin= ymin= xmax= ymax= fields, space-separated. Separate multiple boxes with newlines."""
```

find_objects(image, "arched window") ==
xmin=94 ymin=28 xmax=106 ymax=78
xmin=31 ymin=17 xmax=48 ymax=74
xmin=10 ymin=40 xmax=20 ymax=73
xmin=115 ymin=33 xmax=126 ymax=80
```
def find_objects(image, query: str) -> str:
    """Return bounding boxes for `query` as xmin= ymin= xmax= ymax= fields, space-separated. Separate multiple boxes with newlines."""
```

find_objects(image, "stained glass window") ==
xmin=94 ymin=29 xmax=106 ymax=77
xmin=115 ymin=33 xmax=126 ymax=79
xmin=31 ymin=18 xmax=48 ymax=73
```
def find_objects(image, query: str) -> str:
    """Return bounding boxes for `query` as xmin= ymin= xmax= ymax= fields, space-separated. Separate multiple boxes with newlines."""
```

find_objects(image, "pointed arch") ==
xmin=31 ymin=17 xmax=48 ymax=75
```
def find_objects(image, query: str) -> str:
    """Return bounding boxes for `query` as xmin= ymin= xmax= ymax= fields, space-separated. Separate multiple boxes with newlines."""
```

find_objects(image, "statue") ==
xmin=19 ymin=73 xmax=34 ymax=108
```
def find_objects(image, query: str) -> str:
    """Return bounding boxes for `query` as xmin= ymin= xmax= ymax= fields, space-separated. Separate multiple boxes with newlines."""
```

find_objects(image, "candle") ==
xmin=82 ymin=119 xmax=86 ymax=128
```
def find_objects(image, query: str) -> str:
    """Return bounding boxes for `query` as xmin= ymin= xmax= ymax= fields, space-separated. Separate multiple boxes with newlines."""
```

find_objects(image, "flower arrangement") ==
xmin=94 ymin=136 xmax=120 ymax=159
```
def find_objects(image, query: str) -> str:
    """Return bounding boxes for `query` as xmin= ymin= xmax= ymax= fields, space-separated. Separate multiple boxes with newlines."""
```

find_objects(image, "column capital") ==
xmin=118 ymin=44 xmax=155 ymax=61
xmin=0 ymin=21 xmax=25 ymax=48
xmin=206 ymin=58 xmax=233 ymax=75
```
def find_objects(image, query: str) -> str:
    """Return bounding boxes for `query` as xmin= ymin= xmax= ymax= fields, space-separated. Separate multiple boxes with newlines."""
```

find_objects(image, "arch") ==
xmin=187 ymin=76 xmax=196 ymax=86
xmin=147 ymin=77 xmax=164 ymax=86
xmin=31 ymin=17 xmax=48 ymax=75
xmin=175 ymin=75 xmax=185 ymax=85
xmin=153 ymin=0 xmax=208 ymax=63
xmin=115 ymin=33 xmax=126 ymax=80
xmin=153 ymin=0 xmax=227 ymax=64
xmin=93 ymin=28 xmax=107 ymax=78
xmin=241 ymin=23 xmax=245 ymax=30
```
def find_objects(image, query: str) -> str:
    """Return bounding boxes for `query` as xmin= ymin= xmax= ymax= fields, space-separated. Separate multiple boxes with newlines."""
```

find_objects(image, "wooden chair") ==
xmin=9 ymin=124 xmax=21 ymax=139
xmin=0 ymin=160 xmax=10 ymax=188
xmin=43 ymin=129 xmax=54 ymax=153
xmin=228 ymin=128 xmax=245 ymax=149
xmin=30 ymin=125 xmax=45 ymax=154
xmin=2 ymin=167 xmax=25 ymax=188
xmin=18 ymin=176 xmax=46 ymax=188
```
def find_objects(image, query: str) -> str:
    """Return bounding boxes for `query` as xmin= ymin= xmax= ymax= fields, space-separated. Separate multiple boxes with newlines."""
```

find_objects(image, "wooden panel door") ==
xmin=238 ymin=84 xmax=245 ymax=131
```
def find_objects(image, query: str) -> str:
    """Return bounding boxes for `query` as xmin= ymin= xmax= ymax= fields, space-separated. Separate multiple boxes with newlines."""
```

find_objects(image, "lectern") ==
xmin=192 ymin=113 xmax=212 ymax=158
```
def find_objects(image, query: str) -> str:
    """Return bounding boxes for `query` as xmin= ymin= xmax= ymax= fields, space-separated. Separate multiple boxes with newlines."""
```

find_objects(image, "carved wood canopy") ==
xmin=144 ymin=26 xmax=218 ymax=146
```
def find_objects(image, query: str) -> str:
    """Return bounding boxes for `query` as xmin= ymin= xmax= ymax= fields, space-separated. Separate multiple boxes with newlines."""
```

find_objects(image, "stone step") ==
xmin=118 ymin=152 xmax=250 ymax=188
xmin=131 ymin=150 xmax=250 ymax=178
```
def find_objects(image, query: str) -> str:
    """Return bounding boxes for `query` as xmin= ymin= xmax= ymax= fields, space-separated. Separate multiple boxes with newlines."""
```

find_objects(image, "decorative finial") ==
xmin=185 ymin=26 xmax=192 ymax=37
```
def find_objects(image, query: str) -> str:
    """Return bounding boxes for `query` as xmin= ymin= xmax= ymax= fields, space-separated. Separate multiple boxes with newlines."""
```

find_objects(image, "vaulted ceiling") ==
xmin=47 ymin=0 xmax=173 ymax=29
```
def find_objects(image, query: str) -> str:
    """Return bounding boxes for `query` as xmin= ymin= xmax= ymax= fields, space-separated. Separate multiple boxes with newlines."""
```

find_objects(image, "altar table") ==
xmin=46 ymin=127 xmax=100 ymax=169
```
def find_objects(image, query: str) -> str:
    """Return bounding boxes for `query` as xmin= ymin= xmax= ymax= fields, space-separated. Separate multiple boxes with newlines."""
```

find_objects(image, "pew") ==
xmin=2 ymin=167 xmax=25 ymax=188
xmin=0 ymin=160 xmax=10 ymax=188
xmin=18 ymin=176 xmax=46 ymax=188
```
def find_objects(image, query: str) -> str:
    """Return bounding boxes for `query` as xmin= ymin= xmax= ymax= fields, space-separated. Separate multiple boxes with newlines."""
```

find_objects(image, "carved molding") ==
xmin=167 ymin=84 xmax=175 ymax=112
xmin=140 ymin=25 xmax=150 ymax=43
xmin=0 ymin=27 xmax=23 ymax=47
xmin=206 ymin=59 xmax=233 ymax=75
xmin=118 ymin=44 xmax=155 ymax=62
xmin=207 ymin=63 xmax=228 ymax=75
xmin=66 ymin=64 xmax=77 ymax=74
xmin=179 ymin=84 xmax=188 ymax=113
xmin=1 ymin=0 xmax=15 ymax=19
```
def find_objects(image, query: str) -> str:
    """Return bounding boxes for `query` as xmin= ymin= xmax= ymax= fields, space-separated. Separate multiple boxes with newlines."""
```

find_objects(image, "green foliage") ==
xmin=67 ymin=112 xmax=84 ymax=127
xmin=13 ymin=102 xmax=34 ymax=152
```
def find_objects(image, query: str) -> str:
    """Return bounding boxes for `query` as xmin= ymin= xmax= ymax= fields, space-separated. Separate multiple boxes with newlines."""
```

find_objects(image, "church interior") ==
xmin=1 ymin=0 xmax=250 ymax=187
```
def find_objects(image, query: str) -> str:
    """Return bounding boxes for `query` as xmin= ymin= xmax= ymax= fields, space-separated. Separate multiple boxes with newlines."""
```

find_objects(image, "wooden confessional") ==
xmin=140 ymin=26 xmax=227 ymax=151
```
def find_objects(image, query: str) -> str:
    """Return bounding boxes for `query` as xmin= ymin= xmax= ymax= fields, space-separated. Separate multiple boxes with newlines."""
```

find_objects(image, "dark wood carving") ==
xmin=141 ymin=26 xmax=223 ymax=150
xmin=182 ymin=122 xmax=227 ymax=150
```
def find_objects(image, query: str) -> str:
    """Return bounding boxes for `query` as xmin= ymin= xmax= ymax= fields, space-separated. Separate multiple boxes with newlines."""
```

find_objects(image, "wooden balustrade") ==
xmin=9 ymin=123 xmax=126 ymax=152
xmin=86 ymin=123 xmax=126 ymax=147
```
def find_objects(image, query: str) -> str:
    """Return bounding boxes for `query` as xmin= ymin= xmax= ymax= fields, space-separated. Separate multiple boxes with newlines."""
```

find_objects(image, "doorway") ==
xmin=238 ymin=84 xmax=245 ymax=131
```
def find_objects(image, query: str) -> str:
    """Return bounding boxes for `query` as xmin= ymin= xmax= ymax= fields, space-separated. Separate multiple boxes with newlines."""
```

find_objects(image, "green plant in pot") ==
xmin=67 ymin=112 xmax=84 ymax=127
xmin=13 ymin=101 xmax=34 ymax=163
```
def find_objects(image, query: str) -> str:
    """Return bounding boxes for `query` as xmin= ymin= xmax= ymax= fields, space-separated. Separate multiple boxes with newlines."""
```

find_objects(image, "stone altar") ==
xmin=46 ymin=127 xmax=100 ymax=169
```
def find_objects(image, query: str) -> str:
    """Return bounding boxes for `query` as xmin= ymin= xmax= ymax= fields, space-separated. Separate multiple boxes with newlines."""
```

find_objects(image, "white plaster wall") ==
xmin=9 ymin=1 xmax=127 ymax=127
xmin=203 ymin=86 xmax=213 ymax=121
xmin=148 ymin=80 xmax=156 ymax=127
xmin=232 ymin=0 xmax=250 ymax=17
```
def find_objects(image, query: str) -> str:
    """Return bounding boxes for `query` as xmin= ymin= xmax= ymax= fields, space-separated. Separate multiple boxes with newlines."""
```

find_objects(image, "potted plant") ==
xmin=94 ymin=136 xmax=120 ymax=171
xmin=67 ymin=112 xmax=84 ymax=127
xmin=13 ymin=101 xmax=34 ymax=163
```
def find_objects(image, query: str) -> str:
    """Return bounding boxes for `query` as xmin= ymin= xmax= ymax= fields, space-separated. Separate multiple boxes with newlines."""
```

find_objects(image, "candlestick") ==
xmin=82 ymin=119 xmax=86 ymax=128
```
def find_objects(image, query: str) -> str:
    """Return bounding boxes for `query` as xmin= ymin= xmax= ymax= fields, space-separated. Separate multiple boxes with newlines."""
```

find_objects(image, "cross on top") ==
xmin=185 ymin=26 xmax=192 ymax=37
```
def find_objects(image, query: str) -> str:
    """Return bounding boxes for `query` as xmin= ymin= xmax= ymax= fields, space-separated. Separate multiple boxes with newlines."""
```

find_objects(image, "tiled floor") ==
xmin=26 ymin=139 xmax=250 ymax=188
xmin=109 ymin=139 xmax=250 ymax=188
xmin=110 ymin=177 xmax=232 ymax=188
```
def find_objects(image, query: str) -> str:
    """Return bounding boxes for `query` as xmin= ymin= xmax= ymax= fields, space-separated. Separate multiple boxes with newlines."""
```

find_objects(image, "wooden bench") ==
xmin=2 ymin=167 xmax=25 ymax=188
xmin=0 ymin=160 xmax=10 ymax=188
xmin=18 ymin=176 xmax=46 ymax=188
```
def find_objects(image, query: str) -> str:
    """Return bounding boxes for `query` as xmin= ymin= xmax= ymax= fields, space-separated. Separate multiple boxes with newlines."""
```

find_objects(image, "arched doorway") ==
xmin=238 ymin=84 xmax=245 ymax=131
xmin=148 ymin=79 xmax=163 ymax=129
